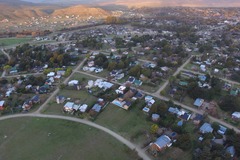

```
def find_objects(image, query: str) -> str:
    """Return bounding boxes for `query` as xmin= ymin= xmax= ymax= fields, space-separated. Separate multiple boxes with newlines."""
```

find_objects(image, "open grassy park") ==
xmin=0 ymin=37 xmax=33 ymax=46
xmin=0 ymin=117 xmax=140 ymax=160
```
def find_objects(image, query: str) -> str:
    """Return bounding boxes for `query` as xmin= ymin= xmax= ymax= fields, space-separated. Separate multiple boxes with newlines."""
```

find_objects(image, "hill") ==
xmin=0 ymin=2 xmax=110 ymax=21
xmin=52 ymin=5 xmax=110 ymax=17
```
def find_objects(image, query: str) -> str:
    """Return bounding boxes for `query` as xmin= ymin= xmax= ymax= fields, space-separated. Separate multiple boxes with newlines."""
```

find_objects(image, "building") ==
xmin=0 ymin=100 xmax=5 ymax=110
xmin=150 ymin=135 xmax=172 ymax=152
xmin=63 ymin=102 xmax=74 ymax=112
xmin=199 ymin=123 xmax=213 ymax=134
xmin=56 ymin=96 xmax=66 ymax=104
xmin=232 ymin=112 xmax=240 ymax=119
xmin=194 ymin=98 xmax=204 ymax=107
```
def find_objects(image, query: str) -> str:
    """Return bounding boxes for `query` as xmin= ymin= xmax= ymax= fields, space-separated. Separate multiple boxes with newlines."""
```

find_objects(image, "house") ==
xmin=226 ymin=146 xmax=235 ymax=157
xmin=199 ymin=123 xmax=213 ymax=134
xmin=63 ymin=102 xmax=74 ymax=112
xmin=150 ymin=135 xmax=172 ymax=152
xmin=134 ymin=79 xmax=142 ymax=86
xmin=142 ymin=96 xmax=155 ymax=113
xmin=31 ymin=95 xmax=40 ymax=103
xmin=194 ymin=98 xmax=204 ymax=107
xmin=95 ymin=67 xmax=103 ymax=73
xmin=230 ymin=89 xmax=239 ymax=96
xmin=57 ymin=70 xmax=65 ymax=76
xmin=9 ymin=66 xmax=18 ymax=74
xmin=98 ymin=81 xmax=114 ymax=91
xmin=22 ymin=100 xmax=32 ymax=111
xmin=127 ymin=76 xmax=136 ymax=83
xmin=168 ymin=107 xmax=180 ymax=115
xmin=232 ymin=112 xmax=240 ymax=119
xmin=56 ymin=96 xmax=66 ymax=104
xmin=89 ymin=99 xmax=106 ymax=116
xmin=68 ymin=80 xmax=79 ymax=86
xmin=47 ymin=72 xmax=55 ymax=77
xmin=152 ymin=114 xmax=160 ymax=122
xmin=115 ymin=86 xmax=127 ymax=94
xmin=79 ymin=104 xmax=88 ymax=113
xmin=0 ymin=100 xmax=5 ymax=110
xmin=217 ymin=125 xmax=227 ymax=135
xmin=22 ymin=95 xmax=40 ymax=111
xmin=180 ymin=112 xmax=192 ymax=121
xmin=160 ymin=66 xmax=169 ymax=72
xmin=193 ymin=114 xmax=204 ymax=125
xmin=198 ymin=75 xmax=207 ymax=81
xmin=134 ymin=91 xmax=145 ymax=99
xmin=38 ymin=86 xmax=47 ymax=94
xmin=73 ymin=104 xmax=80 ymax=111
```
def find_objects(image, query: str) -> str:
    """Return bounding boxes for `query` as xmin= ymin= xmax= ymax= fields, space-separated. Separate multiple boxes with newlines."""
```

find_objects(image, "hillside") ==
xmin=0 ymin=1 xmax=110 ymax=21
xmin=52 ymin=5 xmax=110 ymax=17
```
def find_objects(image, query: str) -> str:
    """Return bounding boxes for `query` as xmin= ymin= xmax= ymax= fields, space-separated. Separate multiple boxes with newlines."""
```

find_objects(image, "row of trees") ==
xmin=8 ymin=44 xmax=78 ymax=72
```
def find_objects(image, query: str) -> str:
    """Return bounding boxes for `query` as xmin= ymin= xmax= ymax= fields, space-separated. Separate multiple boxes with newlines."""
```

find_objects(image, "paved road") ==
xmin=182 ymin=69 xmax=240 ymax=86
xmin=0 ymin=113 xmax=151 ymax=160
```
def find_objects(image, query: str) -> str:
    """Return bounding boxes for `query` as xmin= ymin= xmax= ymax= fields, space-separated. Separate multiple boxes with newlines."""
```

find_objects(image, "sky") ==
xmin=21 ymin=0 xmax=240 ymax=7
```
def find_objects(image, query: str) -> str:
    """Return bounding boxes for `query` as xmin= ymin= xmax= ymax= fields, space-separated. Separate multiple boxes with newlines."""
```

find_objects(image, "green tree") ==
xmin=175 ymin=134 xmax=192 ymax=151
xmin=141 ymin=68 xmax=152 ymax=78
xmin=128 ymin=65 xmax=141 ymax=77
xmin=150 ymin=124 xmax=159 ymax=134
xmin=107 ymin=62 xmax=117 ymax=71
xmin=3 ymin=65 xmax=11 ymax=73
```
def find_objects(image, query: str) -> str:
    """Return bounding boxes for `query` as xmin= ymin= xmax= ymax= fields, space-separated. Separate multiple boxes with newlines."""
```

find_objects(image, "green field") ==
xmin=0 ymin=37 xmax=32 ymax=46
xmin=0 ymin=117 xmax=139 ymax=160
xmin=95 ymin=103 xmax=153 ymax=146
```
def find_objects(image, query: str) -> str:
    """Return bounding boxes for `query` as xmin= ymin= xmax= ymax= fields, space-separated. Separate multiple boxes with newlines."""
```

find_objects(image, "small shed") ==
xmin=152 ymin=114 xmax=160 ymax=122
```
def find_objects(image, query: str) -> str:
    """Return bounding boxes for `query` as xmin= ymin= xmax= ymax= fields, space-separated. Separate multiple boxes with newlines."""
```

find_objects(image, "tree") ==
xmin=65 ymin=68 xmax=72 ymax=77
xmin=141 ymin=68 xmax=152 ymax=78
xmin=117 ymin=61 xmax=125 ymax=69
xmin=150 ymin=124 xmax=159 ymax=134
xmin=94 ymin=54 xmax=108 ymax=67
xmin=199 ymin=146 xmax=212 ymax=160
xmin=107 ymin=62 xmax=117 ymax=71
xmin=174 ymin=134 xmax=192 ymax=151
xmin=3 ymin=65 xmax=11 ymax=73
xmin=128 ymin=65 xmax=141 ymax=77
xmin=219 ymin=95 xmax=240 ymax=112
xmin=212 ymin=122 xmax=220 ymax=132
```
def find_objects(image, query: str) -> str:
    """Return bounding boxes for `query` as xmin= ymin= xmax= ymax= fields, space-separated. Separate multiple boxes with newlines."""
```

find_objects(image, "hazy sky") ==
xmin=21 ymin=0 xmax=240 ymax=7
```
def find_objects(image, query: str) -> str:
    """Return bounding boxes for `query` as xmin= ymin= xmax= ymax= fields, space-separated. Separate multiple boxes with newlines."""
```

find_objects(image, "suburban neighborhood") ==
xmin=0 ymin=3 xmax=240 ymax=160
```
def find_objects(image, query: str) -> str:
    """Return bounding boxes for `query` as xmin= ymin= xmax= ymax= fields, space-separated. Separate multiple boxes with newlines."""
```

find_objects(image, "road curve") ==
xmin=0 ymin=113 xmax=152 ymax=160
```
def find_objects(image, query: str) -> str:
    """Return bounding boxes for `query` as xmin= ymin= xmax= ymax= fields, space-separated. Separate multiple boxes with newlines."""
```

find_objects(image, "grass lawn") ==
xmin=156 ymin=147 xmax=192 ymax=160
xmin=70 ymin=73 xmax=97 ymax=82
xmin=0 ymin=37 xmax=32 ymax=46
xmin=95 ymin=103 xmax=154 ymax=146
xmin=0 ymin=117 xmax=139 ymax=160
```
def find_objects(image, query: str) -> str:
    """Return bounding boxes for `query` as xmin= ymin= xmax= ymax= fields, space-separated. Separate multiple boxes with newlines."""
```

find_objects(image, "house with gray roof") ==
xmin=150 ymin=135 xmax=172 ymax=152
xmin=199 ymin=122 xmax=213 ymax=134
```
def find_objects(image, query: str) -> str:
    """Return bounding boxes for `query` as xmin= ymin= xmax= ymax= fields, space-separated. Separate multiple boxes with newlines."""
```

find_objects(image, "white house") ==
xmin=68 ymin=80 xmax=79 ymax=86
